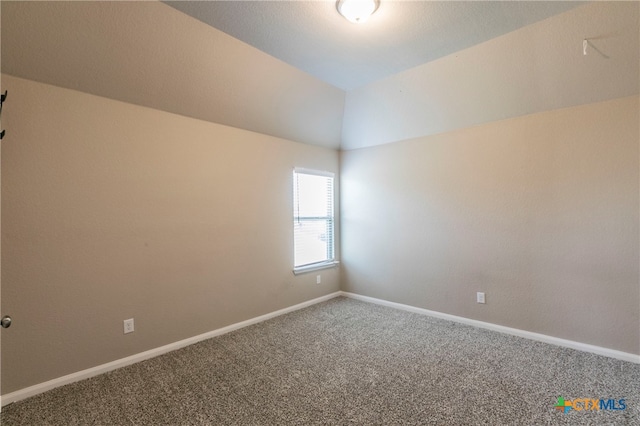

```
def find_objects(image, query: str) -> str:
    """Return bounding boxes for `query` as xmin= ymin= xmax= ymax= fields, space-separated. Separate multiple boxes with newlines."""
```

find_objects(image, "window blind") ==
xmin=293 ymin=169 xmax=335 ymax=270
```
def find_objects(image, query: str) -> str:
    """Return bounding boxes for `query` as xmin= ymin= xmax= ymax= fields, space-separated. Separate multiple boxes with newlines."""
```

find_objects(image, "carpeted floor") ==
xmin=1 ymin=296 xmax=638 ymax=425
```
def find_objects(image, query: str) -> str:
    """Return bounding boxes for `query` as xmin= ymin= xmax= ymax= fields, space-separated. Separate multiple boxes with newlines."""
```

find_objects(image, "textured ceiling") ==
xmin=342 ymin=1 xmax=640 ymax=149
xmin=165 ymin=1 xmax=583 ymax=90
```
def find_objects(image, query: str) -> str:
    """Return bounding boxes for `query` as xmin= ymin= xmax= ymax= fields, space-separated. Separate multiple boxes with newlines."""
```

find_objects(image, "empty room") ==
xmin=0 ymin=1 xmax=638 ymax=424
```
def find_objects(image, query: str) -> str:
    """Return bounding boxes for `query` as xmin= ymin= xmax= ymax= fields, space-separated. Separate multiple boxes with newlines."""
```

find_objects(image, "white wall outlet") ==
xmin=124 ymin=318 xmax=134 ymax=334
xmin=316 ymin=274 xmax=321 ymax=284
xmin=477 ymin=292 xmax=486 ymax=304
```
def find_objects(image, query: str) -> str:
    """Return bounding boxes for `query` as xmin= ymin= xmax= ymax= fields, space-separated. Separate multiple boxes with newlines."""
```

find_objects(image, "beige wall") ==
xmin=0 ymin=75 xmax=340 ymax=394
xmin=341 ymin=96 xmax=639 ymax=355
xmin=1 ymin=73 xmax=638 ymax=396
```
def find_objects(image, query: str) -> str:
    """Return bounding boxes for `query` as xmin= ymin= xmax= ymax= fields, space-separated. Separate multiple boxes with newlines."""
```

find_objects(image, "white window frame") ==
xmin=293 ymin=168 xmax=338 ymax=275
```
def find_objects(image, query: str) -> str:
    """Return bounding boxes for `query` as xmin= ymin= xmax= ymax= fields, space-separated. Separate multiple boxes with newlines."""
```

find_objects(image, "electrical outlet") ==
xmin=316 ymin=274 xmax=321 ymax=284
xmin=124 ymin=318 xmax=134 ymax=334
xmin=477 ymin=292 xmax=485 ymax=304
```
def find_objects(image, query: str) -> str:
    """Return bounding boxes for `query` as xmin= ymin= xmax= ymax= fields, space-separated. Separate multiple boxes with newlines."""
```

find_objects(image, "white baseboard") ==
xmin=3 ymin=290 xmax=637 ymax=409
xmin=0 ymin=291 xmax=342 ymax=407
xmin=339 ymin=291 xmax=640 ymax=364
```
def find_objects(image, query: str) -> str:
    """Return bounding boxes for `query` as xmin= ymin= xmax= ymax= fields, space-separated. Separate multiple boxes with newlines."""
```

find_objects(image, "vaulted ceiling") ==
xmin=164 ymin=1 xmax=583 ymax=90
xmin=2 ymin=1 xmax=638 ymax=150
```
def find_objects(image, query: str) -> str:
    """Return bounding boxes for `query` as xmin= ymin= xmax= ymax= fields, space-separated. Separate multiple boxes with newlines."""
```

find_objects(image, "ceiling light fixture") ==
xmin=336 ymin=0 xmax=380 ymax=24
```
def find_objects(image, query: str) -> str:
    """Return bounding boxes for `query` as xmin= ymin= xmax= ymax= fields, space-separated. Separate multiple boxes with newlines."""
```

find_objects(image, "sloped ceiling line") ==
xmin=1 ymin=1 xmax=638 ymax=150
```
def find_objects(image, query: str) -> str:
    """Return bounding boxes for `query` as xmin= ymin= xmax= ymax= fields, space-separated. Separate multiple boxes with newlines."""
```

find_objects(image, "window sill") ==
xmin=293 ymin=261 xmax=340 ymax=275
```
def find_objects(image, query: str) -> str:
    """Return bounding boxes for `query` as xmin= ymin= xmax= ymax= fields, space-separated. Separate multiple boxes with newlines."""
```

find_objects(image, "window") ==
xmin=293 ymin=168 xmax=335 ymax=273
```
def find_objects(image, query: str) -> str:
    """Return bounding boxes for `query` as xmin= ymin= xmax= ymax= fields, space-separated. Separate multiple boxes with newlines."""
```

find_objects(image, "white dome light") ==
xmin=336 ymin=0 xmax=380 ymax=24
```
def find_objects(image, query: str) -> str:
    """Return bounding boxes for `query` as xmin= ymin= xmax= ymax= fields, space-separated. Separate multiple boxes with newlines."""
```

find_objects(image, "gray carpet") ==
xmin=1 ymin=297 xmax=638 ymax=425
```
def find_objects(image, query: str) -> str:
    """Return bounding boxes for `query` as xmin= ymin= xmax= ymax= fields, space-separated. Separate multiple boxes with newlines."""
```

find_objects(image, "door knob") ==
xmin=1 ymin=315 xmax=12 ymax=328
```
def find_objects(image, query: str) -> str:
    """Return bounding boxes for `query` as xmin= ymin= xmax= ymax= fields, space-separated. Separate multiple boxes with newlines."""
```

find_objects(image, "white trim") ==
xmin=339 ymin=291 xmax=640 ymax=364
xmin=4 ymin=290 xmax=636 ymax=408
xmin=0 ymin=292 xmax=342 ymax=407
xmin=293 ymin=260 xmax=340 ymax=275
